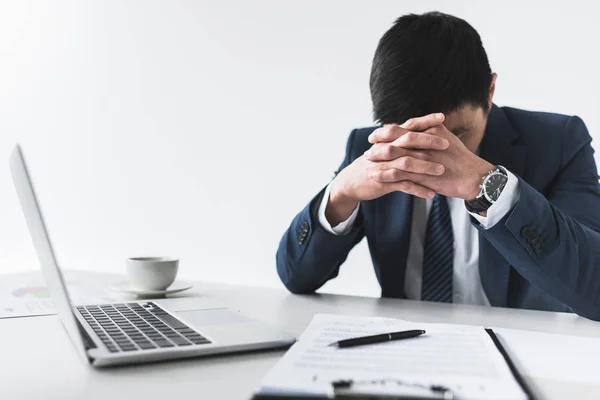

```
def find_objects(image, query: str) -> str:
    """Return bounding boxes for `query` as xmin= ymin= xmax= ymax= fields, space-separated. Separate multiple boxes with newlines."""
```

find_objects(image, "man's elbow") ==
xmin=276 ymin=250 xmax=318 ymax=295
xmin=571 ymin=303 xmax=600 ymax=322
xmin=281 ymin=277 xmax=317 ymax=295
xmin=584 ymin=312 xmax=600 ymax=322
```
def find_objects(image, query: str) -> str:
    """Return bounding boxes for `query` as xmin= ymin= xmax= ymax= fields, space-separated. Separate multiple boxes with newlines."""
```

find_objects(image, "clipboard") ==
xmin=485 ymin=329 xmax=536 ymax=400
xmin=252 ymin=379 xmax=452 ymax=399
xmin=252 ymin=315 xmax=536 ymax=400
xmin=331 ymin=379 xmax=453 ymax=399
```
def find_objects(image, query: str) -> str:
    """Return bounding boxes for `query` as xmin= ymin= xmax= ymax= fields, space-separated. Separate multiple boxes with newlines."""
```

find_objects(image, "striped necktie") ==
xmin=421 ymin=194 xmax=454 ymax=303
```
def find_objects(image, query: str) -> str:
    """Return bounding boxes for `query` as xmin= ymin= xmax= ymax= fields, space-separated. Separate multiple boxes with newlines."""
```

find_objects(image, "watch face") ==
xmin=483 ymin=172 xmax=508 ymax=202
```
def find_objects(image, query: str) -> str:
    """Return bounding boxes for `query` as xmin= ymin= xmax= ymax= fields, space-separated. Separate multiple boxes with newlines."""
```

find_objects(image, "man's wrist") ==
xmin=326 ymin=180 xmax=360 ymax=227
xmin=463 ymin=159 xmax=495 ymax=201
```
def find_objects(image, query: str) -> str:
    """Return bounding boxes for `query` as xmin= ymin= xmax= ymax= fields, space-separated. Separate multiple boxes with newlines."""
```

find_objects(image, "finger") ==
xmin=400 ymin=113 xmax=445 ymax=131
xmin=364 ymin=143 xmax=407 ymax=161
xmin=388 ymin=157 xmax=445 ymax=175
xmin=391 ymin=131 xmax=449 ymax=150
xmin=369 ymin=168 xmax=404 ymax=183
xmin=370 ymin=158 xmax=444 ymax=179
xmin=382 ymin=179 xmax=435 ymax=199
xmin=394 ymin=181 xmax=436 ymax=198
xmin=368 ymin=124 xmax=407 ymax=144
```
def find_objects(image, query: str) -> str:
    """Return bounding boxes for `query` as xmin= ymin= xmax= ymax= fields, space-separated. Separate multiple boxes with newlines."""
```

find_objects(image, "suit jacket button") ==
xmin=301 ymin=221 xmax=309 ymax=231
xmin=521 ymin=226 xmax=534 ymax=239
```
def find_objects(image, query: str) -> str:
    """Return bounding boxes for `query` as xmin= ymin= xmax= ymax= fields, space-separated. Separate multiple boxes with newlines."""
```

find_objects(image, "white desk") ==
xmin=1 ymin=271 xmax=599 ymax=399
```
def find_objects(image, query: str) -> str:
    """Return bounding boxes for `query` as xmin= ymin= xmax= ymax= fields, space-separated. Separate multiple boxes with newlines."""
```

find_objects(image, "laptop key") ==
xmin=153 ymin=339 xmax=174 ymax=348
xmin=153 ymin=313 xmax=187 ymax=329
xmin=171 ymin=337 xmax=191 ymax=346
xmin=190 ymin=338 xmax=211 ymax=345
xmin=183 ymin=332 xmax=205 ymax=339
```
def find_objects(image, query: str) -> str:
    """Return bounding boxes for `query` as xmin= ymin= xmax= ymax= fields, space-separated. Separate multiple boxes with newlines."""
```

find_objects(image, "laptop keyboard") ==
xmin=76 ymin=302 xmax=211 ymax=353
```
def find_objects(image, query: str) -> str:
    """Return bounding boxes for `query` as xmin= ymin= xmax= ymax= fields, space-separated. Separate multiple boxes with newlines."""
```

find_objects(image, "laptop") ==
xmin=8 ymin=144 xmax=295 ymax=367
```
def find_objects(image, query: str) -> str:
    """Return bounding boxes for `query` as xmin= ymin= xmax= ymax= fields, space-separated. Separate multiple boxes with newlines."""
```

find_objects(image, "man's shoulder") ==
xmin=499 ymin=106 xmax=576 ymax=141
xmin=497 ymin=106 xmax=593 ymax=162
xmin=501 ymin=106 xmax=571 ymax=125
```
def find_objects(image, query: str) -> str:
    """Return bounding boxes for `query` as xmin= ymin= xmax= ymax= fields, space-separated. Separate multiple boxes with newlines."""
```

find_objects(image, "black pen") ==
xmin=329 ymin=329 xmax=426 ymax=348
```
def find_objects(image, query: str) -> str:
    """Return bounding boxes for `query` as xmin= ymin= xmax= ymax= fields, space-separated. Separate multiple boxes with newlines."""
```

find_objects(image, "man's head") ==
xmin=370 ymin=12 xmax=496 ymax=152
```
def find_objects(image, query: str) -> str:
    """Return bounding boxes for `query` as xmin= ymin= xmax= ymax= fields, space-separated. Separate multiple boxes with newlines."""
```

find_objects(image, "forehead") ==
xmin=444 ymin=105 xmax=486 ymax=133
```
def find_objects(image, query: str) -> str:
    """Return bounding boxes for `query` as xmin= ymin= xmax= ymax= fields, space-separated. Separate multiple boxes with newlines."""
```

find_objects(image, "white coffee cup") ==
xmin=126 ymin=257 xmax=179 ymax=291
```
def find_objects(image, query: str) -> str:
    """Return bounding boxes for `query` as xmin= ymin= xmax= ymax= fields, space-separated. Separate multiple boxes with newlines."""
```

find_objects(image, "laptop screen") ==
xmin=9 ymin=145 xmax=88 ymax=362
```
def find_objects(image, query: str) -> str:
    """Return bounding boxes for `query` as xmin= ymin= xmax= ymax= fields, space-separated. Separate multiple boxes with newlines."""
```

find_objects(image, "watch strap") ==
xmin=465 ymin=195 xmax=492 ymax=213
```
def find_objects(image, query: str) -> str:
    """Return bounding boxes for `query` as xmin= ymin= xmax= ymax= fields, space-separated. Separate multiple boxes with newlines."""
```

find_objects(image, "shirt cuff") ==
xmin=469 ymin=168 xmax=521 ymax=229
xmin=318 ymin=183 xmax=360 ymax=235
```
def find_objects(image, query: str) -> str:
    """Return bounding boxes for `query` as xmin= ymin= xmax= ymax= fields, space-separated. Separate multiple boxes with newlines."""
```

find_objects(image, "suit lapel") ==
xmin=478 ymin=105 xmax=526 ymax=307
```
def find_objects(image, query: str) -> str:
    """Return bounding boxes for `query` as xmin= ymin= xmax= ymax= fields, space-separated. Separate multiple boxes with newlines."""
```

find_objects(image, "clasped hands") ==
xmin=326 ymin=113 xmax=494 ymax=226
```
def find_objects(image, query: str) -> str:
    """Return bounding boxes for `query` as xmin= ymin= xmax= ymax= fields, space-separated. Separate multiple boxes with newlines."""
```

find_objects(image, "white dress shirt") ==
xmin=318 ymin=168 xmax=520 ymax=305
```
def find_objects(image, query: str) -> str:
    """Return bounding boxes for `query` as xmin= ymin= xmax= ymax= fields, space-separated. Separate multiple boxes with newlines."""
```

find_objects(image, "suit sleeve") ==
xmin=475 ymin=116 xmax=600 ymax=320
xmin=276 ymin=129 xmax=365 ymax=294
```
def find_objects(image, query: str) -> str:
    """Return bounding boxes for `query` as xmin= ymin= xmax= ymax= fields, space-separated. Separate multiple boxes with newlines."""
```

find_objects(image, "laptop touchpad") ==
xmin=175 ymin=308 xmax=252 ymax=327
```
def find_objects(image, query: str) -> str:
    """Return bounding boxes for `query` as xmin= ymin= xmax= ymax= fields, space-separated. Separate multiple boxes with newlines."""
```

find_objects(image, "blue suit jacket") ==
xmin=277 ymin=105 xmax=600 ymax=320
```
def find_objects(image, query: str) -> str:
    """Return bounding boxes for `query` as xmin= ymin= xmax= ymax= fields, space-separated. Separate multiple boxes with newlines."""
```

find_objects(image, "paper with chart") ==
xmin=0 ymin=271 xmax=126 ymax=319
xmin=257 ymin=314 xmax=527 ymax=400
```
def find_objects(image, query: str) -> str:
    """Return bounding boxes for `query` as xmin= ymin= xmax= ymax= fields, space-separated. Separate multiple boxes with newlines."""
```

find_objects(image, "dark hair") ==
xmin=370 ymin=12 xmax=492 ymax=124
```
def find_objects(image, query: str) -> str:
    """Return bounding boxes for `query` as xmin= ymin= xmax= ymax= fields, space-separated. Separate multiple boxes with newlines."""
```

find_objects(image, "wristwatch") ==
xmin=465 ymin=165 xmax=508 ymax=213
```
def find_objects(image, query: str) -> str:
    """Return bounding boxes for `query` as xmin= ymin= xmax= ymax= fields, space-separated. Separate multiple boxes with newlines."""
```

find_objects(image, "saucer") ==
xmin=109 ymin=281 xmax=193 ymax=297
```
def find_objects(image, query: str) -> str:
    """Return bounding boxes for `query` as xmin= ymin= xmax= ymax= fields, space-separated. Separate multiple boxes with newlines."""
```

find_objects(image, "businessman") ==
xmin=276 ymin=12 xmax=600 ymax=321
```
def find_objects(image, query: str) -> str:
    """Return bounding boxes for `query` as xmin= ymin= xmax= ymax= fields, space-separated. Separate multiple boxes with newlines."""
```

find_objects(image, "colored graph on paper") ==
xmin=0 ymin=271 xmax=124 ymax=319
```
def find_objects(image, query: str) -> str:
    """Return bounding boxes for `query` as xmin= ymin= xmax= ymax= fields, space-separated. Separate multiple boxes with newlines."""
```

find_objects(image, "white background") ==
xmin=0 ymin=0 xmax=598 ymax=297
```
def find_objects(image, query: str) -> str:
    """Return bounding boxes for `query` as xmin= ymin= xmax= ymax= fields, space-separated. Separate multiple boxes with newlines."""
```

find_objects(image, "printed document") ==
xmin=0 ymin=271 xmax=126 ymax=319
xmin=256 ymin=314 xmax=526 ymax=399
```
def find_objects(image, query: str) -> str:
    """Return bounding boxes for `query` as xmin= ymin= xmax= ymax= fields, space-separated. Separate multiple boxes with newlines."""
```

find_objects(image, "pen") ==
xmin=329 ymin=329 xmax=426 ymax=348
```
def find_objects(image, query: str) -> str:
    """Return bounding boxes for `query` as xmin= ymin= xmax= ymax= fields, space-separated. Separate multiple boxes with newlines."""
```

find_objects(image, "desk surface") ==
xmin=1 ymin=271 xmax=599 ymax=400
